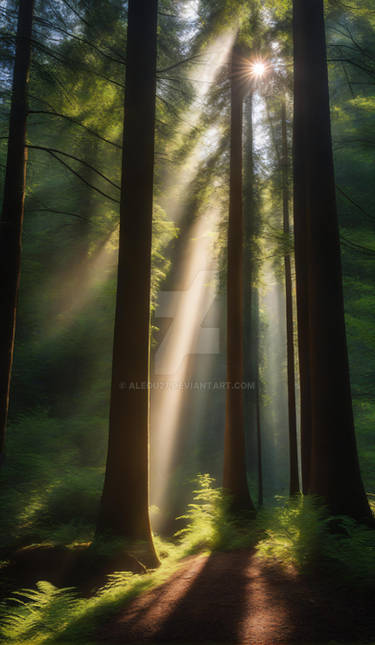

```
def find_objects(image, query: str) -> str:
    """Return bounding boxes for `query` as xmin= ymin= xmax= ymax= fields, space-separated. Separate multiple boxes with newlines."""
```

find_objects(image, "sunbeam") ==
xmin=151 ymin=208 xmax=220 ymax=528
xmin=159 ymin=28 xmax=237 ymax=223
xmin=41 ymin=229 xmax=118 ymax=342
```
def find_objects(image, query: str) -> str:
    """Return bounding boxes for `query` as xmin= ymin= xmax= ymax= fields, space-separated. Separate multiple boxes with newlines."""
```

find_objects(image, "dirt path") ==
xmin=100 ymin=548 xmax=375 ymax=644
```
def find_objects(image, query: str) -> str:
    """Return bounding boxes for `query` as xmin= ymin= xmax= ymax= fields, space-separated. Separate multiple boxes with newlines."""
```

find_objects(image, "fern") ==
xmin=0 ymin=581 xmax=79 ymax=642
xmin=176 ymin=474 xmax=256 ymax=554
xmin=256 ymin=496 xmax=326 ymax=569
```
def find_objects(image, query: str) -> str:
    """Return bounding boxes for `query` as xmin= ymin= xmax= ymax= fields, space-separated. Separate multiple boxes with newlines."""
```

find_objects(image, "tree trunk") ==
xmin=292 ymin=4 xmax=312 ymax=495
xmin=254 ymin=289 xmax=263 ymax=507
xmin=223 ymin=46 xmax=255 ymax=515
xmin=293 ymin=0 xmax=372 ymax=522
xmin=96 ymin=0 xmax=159 ymax=565
xmin=281 ymin=98 xmax=300 ymax=496
xmin=0 ymin=0 xmax=34 ymax=465
xmin=243 ymin=90 xmax=257 ymax=492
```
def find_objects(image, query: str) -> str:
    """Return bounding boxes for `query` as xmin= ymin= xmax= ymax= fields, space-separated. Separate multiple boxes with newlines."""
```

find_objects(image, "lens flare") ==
xmin=250 ymin=60 xmax=268 ymax=79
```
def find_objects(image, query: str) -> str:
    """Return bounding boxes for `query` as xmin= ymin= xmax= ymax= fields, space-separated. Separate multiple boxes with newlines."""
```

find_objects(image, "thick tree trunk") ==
xmin=243 ymin=90 xmax=262 ymax=508
xmin=223 ymin=47 xmax=255 ymax=515
xmin=243 ymin=90 xmax=255 ymax=379
xmin=292 ymin=4 xmax=312 ymax=495
xmin=0 ymin=0 xmax=34 ymax=465
xmin=96 ymin=0 xmax=159 ymax=565
xmin=281 ymin=99 xmax=300 ymax=496
xmin=243 ymin=90 xmax=257 ymax=491
xmin=293 ymin=0 xmax=372 ymax=522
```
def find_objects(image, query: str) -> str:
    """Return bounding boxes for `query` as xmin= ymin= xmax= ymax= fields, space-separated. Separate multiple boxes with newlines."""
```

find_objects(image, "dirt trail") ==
xmin=100 ymin=548 xmax=375 ymax=644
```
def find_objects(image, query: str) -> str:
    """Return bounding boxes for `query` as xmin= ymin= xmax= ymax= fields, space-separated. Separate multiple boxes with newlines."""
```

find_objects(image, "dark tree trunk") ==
xmin=0 ymin=0 xmax=34 ymax=465
xmin=292 ymin=5 xmax=312 ymax=495
xmin=293 ymin=0 xmax=372 ymax=522
xmin=243 ymin=90 xmax=262 ymax=507
xmin=243 ymin=90 xmax=256 ymax=490
xmin=96 ymin=0 xmax=159 ymax=565
xmin=243 ymin=90 xmax=255 ymax=381
xmin=254 ymin=290 xmax=263 ymax=507
xmin=281 ymin=99 xmax=300 ymax=497
xmin=223 ymin=47 xmax=255 ymax=515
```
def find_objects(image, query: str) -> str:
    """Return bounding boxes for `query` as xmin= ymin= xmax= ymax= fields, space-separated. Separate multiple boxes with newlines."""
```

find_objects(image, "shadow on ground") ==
xmin=98 ymin=547 xmax=375 ymax=643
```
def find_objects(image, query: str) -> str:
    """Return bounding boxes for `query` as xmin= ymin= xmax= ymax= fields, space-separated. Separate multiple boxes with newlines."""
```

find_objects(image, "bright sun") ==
xmin=250 ymin=61 xmax=267 ymax=78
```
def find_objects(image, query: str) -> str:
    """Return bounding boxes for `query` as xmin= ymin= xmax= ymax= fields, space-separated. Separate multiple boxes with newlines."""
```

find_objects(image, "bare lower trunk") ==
xmin=223 ymin=47 xmax=255 ymax=515
xmin=0 ymin=0 xmax=34 ymax=465
xmin=281 ymin=99 xmax=300 ymax=496
xmin=254 ymin=290 xmax=263 ymax=507
xmin=293 ymin=0 xmax=372 ymax=522
xmin=96 ymin=0 xmax=159 ymax=565
xmin=292 ymin=7 xmax=312 ymax=495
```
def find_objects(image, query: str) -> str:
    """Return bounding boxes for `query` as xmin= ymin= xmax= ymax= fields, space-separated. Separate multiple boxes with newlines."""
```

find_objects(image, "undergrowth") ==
xmin=0 ymin=475 xmax=374 ymax=644
xmin=256 ymin=495 xmax=375 ymax=583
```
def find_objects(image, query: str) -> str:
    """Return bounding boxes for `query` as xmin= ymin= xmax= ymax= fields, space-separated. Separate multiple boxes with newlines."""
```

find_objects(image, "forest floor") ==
xmin=99 ymin=548 xmax=375 ymax=644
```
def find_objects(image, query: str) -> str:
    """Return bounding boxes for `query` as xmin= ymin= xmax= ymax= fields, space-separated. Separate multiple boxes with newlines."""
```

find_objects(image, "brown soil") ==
xmin=100 ymin=548 xmax=375 ymax=644
xmin=2 ymin=543 xmax=145 ymax=599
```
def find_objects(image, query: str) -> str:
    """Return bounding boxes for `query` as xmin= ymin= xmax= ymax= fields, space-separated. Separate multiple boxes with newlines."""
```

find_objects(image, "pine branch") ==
xmin=328 ymin=57 xmax=375 ymax=80
xmin=340 ymin=235 xmax=375 ymax=256
xmin=28 ymin=111 xmax=122 ymax=149
xmin=33 ymin=15 xmax=125 ymax=65
xmin=157 ymin=54 xmax=201 ymax=75
xmin=29 ymin=37 xmax=125 ymax=89
xmin=337 ymin=185 xmax=375 ymax=223
xmin=26 ymin=145 xmax=120 ymax=203
xmin=26 ymin=145 xmax=120 ymax=191
xmin=57 ymin=0 xmax=125 ymax=61
xmin=26 ymin=207 xmax=87 ymax=220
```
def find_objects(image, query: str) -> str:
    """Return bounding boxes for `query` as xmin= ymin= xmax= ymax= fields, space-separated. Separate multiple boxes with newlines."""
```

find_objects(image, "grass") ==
xmin=0 ymin=475 xmax=374 ymax=644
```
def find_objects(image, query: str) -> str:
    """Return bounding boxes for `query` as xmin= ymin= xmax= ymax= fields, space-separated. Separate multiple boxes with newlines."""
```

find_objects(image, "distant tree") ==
xmin=293 ymin=0 xmax=372 ymax=522
xmin=96 ymin=0 xmax=159 ymax=565
xmin=0 ymin=0 xmax=34 ymax=465
xmin=223 ymin=44 xmax=256 ymax=515
xmin=281 ymin=97 xmax=299 ymax=497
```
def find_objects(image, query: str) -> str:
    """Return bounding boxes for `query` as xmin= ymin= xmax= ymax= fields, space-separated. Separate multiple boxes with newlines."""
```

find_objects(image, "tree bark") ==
xmin=96 ymin=0 xmax=159 ymax=565
xmin=243 ymin=89 xmax=262 ymax=508
xmin=0 ymin=0 xmax=34 ymax=465
xmin=223 ymin=46 xmax=255 ymax=515
xmin=243 ymin=90 xmax=257 ymax=493
xmin=281 ymin=98 xmax=300 ymax=496
xmin=292 ymin=2 xmax=312 ymax=495
xmin=293 ymin=0 xmax=372 ymax=522
xmin=253 ymin=289 xmax=263 ymax=507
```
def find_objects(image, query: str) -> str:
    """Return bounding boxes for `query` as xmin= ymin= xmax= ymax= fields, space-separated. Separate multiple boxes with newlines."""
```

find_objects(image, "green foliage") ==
xmin=0 ymin=581 xmax=78 ymax=644
xmin=175 ymin=474 xmax=256 ymax=553
xmin=1 ymin=478 xmax=375 ymax=644
xmin=0 ymin=475 xmax=252 ymax=644
xmin=256 ymin=496 xmax=328 ymax=569
xmin=0 ymin=411 xmax=105 ymax=551
xmin=256 ymin=496 xmax=375 ymax=587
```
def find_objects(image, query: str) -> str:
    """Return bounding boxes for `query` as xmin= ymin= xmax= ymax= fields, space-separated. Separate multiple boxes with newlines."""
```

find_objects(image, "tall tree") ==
xmin=281 ymin=97 xmax=300 ymax=496
xmin=223 ymin=45 xmax=256 ymax=515
xmin=253 ymin=289 xmax=263 ymax=507
xmin=0 ymin=0 xmax=34 ymax=465
xmin=96 ymin=0 xmax=159 ymax=565
xmin=293 ymin=0 xmax=372 ymax=522
xmin=243 ymin=89 xmax=263 ymax=507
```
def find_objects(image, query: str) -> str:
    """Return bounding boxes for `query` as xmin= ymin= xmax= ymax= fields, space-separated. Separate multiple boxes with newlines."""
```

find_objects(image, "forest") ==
xmin=0 ymin=0 xmax=375 ymax=643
